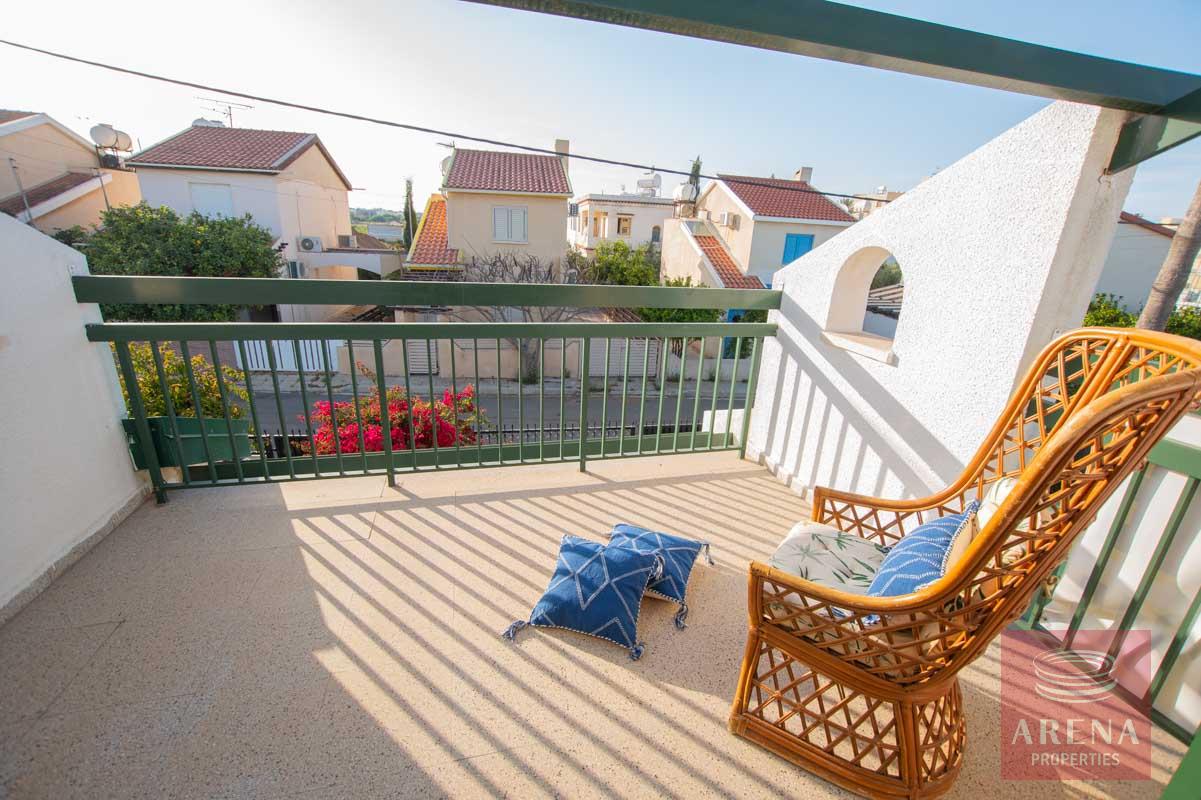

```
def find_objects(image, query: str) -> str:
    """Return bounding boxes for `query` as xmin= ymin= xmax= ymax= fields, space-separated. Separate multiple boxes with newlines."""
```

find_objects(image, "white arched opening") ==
xmin=824 ymin=245 xmax=901 ymax=364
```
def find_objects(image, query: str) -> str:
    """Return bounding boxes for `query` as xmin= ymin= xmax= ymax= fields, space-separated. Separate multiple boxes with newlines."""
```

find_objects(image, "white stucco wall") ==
xmin=748 ymin=102 xmax=1134 ymax=499
xmin=0 ymin=215 xmax=147 ymax=621
xmin=1094 ymin=222 xmax=1172 ymax=312
xmin=136 ymin=167 xmax=285 ymax=239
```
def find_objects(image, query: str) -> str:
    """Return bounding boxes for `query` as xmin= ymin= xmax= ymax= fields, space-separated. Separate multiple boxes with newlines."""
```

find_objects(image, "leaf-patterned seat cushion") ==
xmin=769 ymin=521 xmax=890 ymax=593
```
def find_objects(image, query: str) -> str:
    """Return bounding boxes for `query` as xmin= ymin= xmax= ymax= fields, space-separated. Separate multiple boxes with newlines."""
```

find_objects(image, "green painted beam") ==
xmin=71 ymin=275 xmax=782 ymax=311
xmin=85 ymin=320 xmax=776 ymax=342
xmin=1161 ymin=725 xmax=1201 ymax=799
xmin=1147 ymin=437 xmax=1201 ymax=479
xmin=469 ymin=0 xmax=1201 ymax=114
xmin=472 ymin=1 xmax=1201 ymax=172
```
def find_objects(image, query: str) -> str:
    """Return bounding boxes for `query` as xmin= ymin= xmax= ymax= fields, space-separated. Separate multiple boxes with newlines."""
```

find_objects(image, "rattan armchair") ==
xmin=729 ymin=328 xmax=1201 ymax=799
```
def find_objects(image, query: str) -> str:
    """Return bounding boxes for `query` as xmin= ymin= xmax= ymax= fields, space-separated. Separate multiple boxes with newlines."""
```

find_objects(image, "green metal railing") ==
xmin=1021 ymin=434 xmax=1201 ymax=746
xmin=74 ymin=276 xmax=780 ymax=501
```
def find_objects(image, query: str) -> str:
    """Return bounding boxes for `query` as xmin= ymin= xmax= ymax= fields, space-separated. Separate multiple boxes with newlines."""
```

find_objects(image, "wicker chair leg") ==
xmin=729 ymin=634 xmax=965 ymax=799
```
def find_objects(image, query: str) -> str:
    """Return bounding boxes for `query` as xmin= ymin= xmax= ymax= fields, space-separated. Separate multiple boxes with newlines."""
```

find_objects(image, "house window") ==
xmin=651 ymin=225 xmax=661 ymax=244
xmin=581 ymin=211 xmax=589 ymax=235
xmin=189 ymin=183 xmax=234 ymax=218
xmin=492 ymin=206 xmax=528 ymax=243
xmin=592 ymin=212 xmax=606 ymax=238
xmin=617 ymin=215 xmax=632 ymax=237
xmin=782 ymin=233 xmax=814 ymax=264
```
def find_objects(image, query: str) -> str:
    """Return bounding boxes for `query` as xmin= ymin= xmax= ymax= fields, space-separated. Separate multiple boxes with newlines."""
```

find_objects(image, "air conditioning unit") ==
xmin=337 ymin=234 xmax=353 ymax=248
xmin=718 ymin=211 xmax=739 ymax=229
xmin=297 ymin=236 xmax=324 ymax=253
xmin=287 ymin=261 xmax=306 ymax=279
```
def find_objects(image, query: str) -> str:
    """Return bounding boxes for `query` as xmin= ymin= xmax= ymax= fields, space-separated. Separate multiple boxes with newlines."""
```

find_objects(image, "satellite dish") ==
xmin=89 ymin=123 xmax=118 ymax=148
xmin=114 ymin=130 xmax=133 ymax=151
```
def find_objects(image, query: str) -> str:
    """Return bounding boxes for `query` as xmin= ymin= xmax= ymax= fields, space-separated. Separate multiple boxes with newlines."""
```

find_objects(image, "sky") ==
xmin=3 ymin=0 xmax=1200 ymax=220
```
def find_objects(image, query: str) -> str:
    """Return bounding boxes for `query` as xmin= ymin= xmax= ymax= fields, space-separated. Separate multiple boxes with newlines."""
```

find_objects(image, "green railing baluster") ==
xmin=400 ymin=339 xmax=418 ymax=470
xmin=265 ymin=342 xmax=296 ymax=480
xmin=209 ymin=341 xmax=244 ymax=484
xmin=1107 ymin=477 xmax=1199 ymax=660
xmin=1066 ymin=469 xmax=1147 ymax=644
xmin=1147 ymin=583 xmax=1201 ymax=704
xmin=655 ymin=337 xmax=669 ymax=454
xmin=539 ymin=338 xmax=546 ymax=463
xmin=293 ymin=340 xmax=320 ymax=478
xmin=346 ymin=340 xmax=369 ymax=474
xmin=496 ymin=338 xmax=503 ymax=464
xmin=449 ymin=338 xmax=461 ymax=469
xmin=740 ymin=337 xmax=763 ymax=458
xmin=618 ymin=337 xmax=631 ymax=457
xmin=518 ymin=337 xmax=525 ymax=464
xmin=579 ymin=336 xmax=590 ymax=472
xmin=180 ymin=341 xmax=217 ymax=483
xmin=319 ymin=342 xmax=345 ymax=477
xmin=724 ymin=337 xmax=743 ymax=449
xmin=373 ymin=340 xmax=395 ymax=487
xmin=559 ymin=338 xmax=566 ymax=461
xmin=673 ymin=337 xmax=688 ymax=453
xmin=150 ymin=341 xmax=189 ymax=485
xmin=473 ymin=338 xmax=483 ymax=466
xmin=235 ymin=340 xmax=270 ymax=482
xmin=599 ymin=338 xmax=610 ymax=459
xmin=707 ymin=342 xmax=722 ymax=451
xmin=689 ymin=337 xmax=705 ymax=453
xmin=426 ymin=338 xmax=440 ymax=470
xmin=115 ymin=341 xmax=167 ymax=502
xmin=637 ymin=339 xmax=650 ymax=454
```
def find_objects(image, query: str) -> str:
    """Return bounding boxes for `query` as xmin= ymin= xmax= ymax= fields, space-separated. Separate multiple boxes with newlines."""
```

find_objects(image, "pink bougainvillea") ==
xmin=300 ymin=369 xmax=480 ymax=455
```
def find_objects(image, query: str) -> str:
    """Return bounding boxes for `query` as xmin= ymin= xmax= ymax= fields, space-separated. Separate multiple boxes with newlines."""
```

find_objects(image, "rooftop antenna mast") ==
xmin=195 ymin=96 xmax=253 ymax=126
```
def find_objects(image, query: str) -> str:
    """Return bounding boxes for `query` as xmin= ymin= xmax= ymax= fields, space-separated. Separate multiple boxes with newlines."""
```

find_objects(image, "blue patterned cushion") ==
xmin=866 ymin=502 xmax=980 ymax=602
xmin=607 ymin=523 xmax=713 ymax=629
xmin=501 ymin=535 xmax=663 ymax=660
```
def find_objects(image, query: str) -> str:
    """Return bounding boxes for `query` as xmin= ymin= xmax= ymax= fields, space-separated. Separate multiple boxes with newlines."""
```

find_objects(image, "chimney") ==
xmin=555 ymin=138 xmax=570 ymax=176
xmin=794 ymin=166 xmax=813 ymax=183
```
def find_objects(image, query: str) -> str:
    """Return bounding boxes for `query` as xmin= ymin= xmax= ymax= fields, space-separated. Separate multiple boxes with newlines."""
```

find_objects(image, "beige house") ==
xmin=129 ymin=121 xmax=399 ymax=323
xmin=0 ymin=110 xmax=141 ymax=233
xmin=661 ymin=168 xmax=855 ymax=290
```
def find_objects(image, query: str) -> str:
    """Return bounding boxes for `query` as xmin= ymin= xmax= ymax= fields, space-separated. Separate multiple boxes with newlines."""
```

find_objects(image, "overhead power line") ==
xmin=0 ymin=37 xmax=887 ymax=205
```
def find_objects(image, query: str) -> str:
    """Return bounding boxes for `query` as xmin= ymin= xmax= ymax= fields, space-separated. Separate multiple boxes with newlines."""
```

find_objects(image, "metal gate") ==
xmin=588 ymin=337 xmax=660 ymax=377
xmin=235 ymin=339 xmax=339 ymax=373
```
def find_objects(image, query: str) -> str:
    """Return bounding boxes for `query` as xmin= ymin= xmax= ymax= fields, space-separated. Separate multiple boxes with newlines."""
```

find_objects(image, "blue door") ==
xmin=782 ymin=233 xmax=814 ymax=264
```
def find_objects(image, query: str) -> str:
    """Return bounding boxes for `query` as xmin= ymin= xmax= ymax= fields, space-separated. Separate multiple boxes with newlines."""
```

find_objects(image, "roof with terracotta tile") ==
xmin=0 ymin=110 xmax=37 ymax=125
xmin=444 ymin=148 xmax=571 ymax=195
xmin=406 ymin=194 xmax=461 ymax=267
xmin=128 ymin=125 xmax=351 ymax=188
xmin=717 ymin=175 xmax=854 ymax=223
xmin=0 ymin=172 xmax=96 ymax=217
xmin=694 ymin=234 xmax=764 ymax=289
xmin=1119 ymin=210 xmax=1175 ymax=238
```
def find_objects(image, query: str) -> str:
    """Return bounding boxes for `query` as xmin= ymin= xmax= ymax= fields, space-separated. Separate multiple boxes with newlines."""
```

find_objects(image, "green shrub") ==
xmin=116 ymin=342 xmax=248 ymax=419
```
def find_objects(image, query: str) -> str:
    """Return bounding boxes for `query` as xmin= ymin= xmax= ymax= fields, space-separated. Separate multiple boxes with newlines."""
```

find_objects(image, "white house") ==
xmin=661 ymin=168 xmax=855 ymax=289
xmin=568 ymin=190 xmax=674 ymax=254
xmin=129 ymin=121 xmax=399 ymax=320
xmin=1094 ymin=211 xmax=1174 ymax=310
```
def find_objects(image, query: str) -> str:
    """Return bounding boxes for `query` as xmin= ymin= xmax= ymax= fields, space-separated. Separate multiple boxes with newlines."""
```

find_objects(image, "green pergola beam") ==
xmin=469 ymin=0 xmax=1201 ymax=171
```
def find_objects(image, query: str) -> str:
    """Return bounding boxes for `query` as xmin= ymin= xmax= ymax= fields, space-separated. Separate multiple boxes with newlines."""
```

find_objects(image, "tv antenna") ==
xmin=195 ymin=96 xmax=254 ymax=126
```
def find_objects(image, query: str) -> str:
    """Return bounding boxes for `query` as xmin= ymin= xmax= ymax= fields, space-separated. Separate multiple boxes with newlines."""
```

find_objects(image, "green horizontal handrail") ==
xmin=71 ymin=275 xmax=783 ymax=311
xmin=86 ymin=320 xmax=777 ymax=342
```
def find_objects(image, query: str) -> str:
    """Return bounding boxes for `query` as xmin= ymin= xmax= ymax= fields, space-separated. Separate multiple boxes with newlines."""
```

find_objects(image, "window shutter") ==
xmin=493 ymin=207 xmax=509 ymax=241
xmin=510 ymin=208 xmax=527 ymax=242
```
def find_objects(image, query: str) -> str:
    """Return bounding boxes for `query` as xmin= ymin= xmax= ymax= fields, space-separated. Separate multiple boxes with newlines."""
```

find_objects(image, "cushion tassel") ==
xmin=674 ymin=604 xmax=689 ymax=630
xmin=702 ymin=542 xmax=714 ymax=565
xmin=501 ymin=620 xmax=528 ymax=641
xmin=629 ymin=642 xmax=646 ymax=661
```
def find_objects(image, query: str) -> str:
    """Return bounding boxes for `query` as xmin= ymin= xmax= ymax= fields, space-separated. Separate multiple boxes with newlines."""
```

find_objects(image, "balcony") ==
xmin=3 ymin=231 xmax=1200 ymax=797
xmin=0 ymin=449 xmax=1187 ymax=799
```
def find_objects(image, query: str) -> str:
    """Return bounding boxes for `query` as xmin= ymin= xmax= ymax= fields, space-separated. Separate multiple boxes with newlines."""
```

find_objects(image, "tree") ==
xmin=586 ymin=240 xmax=660 ymax=286
xmin=452 ymin=253 xmax=592 ymax=382
xmin=1138 ymin=178 xmax=1201 ymax=331
xmin=69 ymin=203 xmax=283 ymax=322
xmin=1083 ymin=292 xmax=1201 ymax=342
xmin=402 ymin=178 xmax=417 ymax=251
